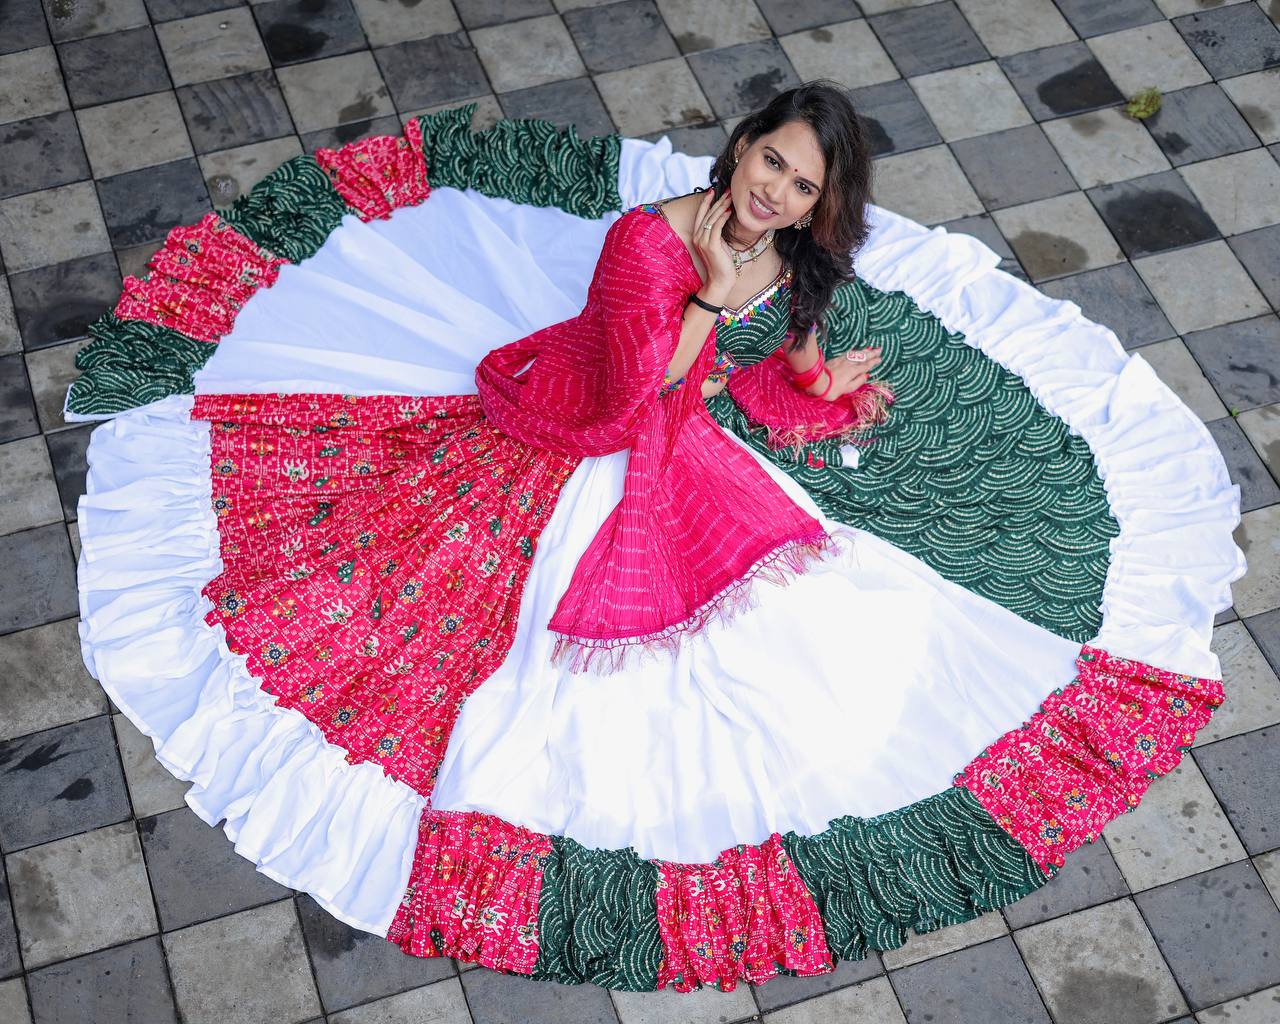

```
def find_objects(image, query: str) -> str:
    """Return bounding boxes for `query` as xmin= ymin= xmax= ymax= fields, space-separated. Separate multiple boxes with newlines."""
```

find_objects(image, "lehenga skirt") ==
xmin=68 ymin=104 xmax=1247 ymax=993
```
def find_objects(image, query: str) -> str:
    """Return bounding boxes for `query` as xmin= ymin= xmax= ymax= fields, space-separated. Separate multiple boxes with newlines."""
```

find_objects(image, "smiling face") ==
xmin=729 ymin=120 xmax=826 ymax=232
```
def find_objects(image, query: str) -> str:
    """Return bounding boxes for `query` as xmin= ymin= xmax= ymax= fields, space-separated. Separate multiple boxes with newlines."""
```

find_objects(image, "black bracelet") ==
xmin=687 ymin=293 xmax=723 ymax=315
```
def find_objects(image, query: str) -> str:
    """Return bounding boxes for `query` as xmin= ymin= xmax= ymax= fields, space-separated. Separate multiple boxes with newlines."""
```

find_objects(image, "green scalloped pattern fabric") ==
xmin=67 ymin=312 xmax=218 ymax=416
xmin=532 ymin=837 xmax=664 ymax=991
xmin=709 ymin=274 xmax=1120 ymax=642
xmin=217 ymin=154 xmax=351 ymax=264
xmin=781 ymin=787 xmax=1049 ymax=962
xmin=412 ymin=103 xmax=623 ymax=220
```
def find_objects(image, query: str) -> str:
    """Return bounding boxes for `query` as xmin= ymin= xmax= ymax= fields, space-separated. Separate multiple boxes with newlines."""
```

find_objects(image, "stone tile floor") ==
xmin=1 ymin=0 xmax=1279 ymax=1021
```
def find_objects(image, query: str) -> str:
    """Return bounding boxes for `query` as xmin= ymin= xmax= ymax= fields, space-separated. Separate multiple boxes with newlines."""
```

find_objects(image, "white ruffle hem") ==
xmin=73 ymin=136 xmax=1245 ymax=937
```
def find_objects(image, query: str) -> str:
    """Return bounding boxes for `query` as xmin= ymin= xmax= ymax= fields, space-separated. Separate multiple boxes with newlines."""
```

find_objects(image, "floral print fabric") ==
xmin=114 ymin=213 xmax=286 ymax=343
xmin=953 ymin=644 xmax=1225 ymax=871
xmin=386 ymin=809 xmax=552 ymax=973
xmin=192 ymin=391 xmax=579 ymax=797
xmin=655 ymin=834 xmax=832 ymax=992
xmin=370 ymin=638 xmax=1223 ymax=990
xmin=315 ymin=115 xmax=431 ymax=221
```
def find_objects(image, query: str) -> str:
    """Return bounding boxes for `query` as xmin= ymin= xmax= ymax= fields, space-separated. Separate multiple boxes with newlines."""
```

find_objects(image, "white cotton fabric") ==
xmin=73 ymin=136 xmax=1245 ymax=929
xmin=430 ymin=449 xmax=1084 ymax=860
xmin=190 ymin=189 xmax=607 ymax=398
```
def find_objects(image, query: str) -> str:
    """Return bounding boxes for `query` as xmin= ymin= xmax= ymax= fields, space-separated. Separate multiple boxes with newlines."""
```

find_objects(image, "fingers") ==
xmin=709 ymin=194 xmax=732 ymax=233
xmin=843 ymin=358 xmax=882 ymax=378
xmin=696 ymin=190 xmax=733 ymax=238
xmin=696 ymin=188 xmax=721 ymax=217
xmin=696 ymin=188 xmax=714 ymax=229
xmin=712 ymin=199 xmax=733 ymax=233
xmin=828 ymin=350 xmax=883 ymax=393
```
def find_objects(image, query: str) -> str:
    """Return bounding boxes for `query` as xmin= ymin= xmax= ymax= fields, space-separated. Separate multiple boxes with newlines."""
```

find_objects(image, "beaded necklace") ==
xmin=730 ymin=227 xmax=775 ymax=275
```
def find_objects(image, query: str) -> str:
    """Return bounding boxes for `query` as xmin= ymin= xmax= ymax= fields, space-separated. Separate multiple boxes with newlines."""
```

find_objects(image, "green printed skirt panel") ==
xmin=707 ymin=275 xmax=1119 ymax=643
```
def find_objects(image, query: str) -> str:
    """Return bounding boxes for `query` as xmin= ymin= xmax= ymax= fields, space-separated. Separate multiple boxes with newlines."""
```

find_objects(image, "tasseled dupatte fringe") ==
xmin=549 ymin=529 xmax=854 ymax=675
xmin=764 ymin=381 xmax=896 ymax=462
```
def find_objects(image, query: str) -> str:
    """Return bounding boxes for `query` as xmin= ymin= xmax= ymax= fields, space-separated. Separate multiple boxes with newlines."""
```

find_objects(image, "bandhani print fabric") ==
xmin=370 ymin=648 xmax=1224 ymax=992
xmin=67 ymin=102 xmax=1246 ymax=995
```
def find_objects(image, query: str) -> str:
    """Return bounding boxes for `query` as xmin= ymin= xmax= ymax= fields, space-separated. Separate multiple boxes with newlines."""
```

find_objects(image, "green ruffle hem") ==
xmin=512 ymin=787 xmax=1049 ymax=991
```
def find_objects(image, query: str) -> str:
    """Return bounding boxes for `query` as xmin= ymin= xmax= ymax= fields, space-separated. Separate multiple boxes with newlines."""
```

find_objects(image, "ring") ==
xmin=846 ymin=351 xmax=867 ymax=361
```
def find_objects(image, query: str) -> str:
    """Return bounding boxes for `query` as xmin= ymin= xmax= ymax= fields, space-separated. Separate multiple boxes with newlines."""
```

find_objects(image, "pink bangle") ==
xmin=815 ymin=367 xmax=834 ymax=400
xmin=790 ymin=352 xmax=825 ymax=389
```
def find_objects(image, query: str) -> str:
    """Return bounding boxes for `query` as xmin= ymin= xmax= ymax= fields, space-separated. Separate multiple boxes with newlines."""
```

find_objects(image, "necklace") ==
xmin=729 ymin=228 xmax=775 ymax=277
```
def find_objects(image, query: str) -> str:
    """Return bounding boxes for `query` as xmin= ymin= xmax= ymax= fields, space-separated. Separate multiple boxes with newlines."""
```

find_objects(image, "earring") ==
xmin=796 ymin=212 xmax=813 ymax=228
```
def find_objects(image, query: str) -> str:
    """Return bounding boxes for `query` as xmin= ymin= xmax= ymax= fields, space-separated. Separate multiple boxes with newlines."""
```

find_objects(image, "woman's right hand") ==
xmin=691 ymin=188 xmax=737 ymax=298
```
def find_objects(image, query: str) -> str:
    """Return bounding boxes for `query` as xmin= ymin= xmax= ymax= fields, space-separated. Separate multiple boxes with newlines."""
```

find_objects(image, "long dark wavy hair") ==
xmin=707 ymin=81 xmax=874 ymax=353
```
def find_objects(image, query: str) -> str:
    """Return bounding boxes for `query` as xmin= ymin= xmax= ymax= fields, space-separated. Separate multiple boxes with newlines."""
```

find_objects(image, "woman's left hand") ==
xmin=808 ymin=346 xmax=883 ymax=401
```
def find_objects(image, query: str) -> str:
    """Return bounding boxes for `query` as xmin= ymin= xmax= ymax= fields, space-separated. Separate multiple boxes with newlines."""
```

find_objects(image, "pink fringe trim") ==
xmin=386 ymin=808 xmax=551 ymax=973
xmin=314 ymin=116 xmax=431 ymax=221
xmin=655 ymin=834 xmax=833 ymax=993
xmin=762 ymin=380 xmax=896 ymax=462
xmin=114 ymin=213 xmax=286 ymax=342
xmin=953 ymin=644 xmax=1225 ymax=873
xmin=548 ymin=529 xmax=843 ymax=675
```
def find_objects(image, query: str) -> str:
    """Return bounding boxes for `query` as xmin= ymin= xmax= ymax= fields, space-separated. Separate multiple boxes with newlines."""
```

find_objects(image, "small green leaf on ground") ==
xmin=1124 ymin=87 xmax=1162 ymax=120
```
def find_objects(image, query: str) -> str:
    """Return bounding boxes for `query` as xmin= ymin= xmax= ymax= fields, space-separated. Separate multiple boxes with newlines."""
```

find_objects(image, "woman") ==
xmin=72 ymin=82 xmax=1244 ymax=993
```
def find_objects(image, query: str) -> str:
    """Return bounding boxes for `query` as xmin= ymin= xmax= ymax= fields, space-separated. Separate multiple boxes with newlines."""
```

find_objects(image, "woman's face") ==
xmin=730 ymin=120 xmax=826 ymax=232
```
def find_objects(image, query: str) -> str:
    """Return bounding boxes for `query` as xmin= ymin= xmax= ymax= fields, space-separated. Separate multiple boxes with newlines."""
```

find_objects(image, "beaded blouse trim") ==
xmin=720 ymin=267 xmax=791 ymax=327
xmin=660 ymin=349 xmax=737 ymax=397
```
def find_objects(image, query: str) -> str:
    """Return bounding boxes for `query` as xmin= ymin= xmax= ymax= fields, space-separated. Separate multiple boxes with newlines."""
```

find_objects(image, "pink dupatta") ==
xmin=475 ymin=207 xmax=886 ymax=670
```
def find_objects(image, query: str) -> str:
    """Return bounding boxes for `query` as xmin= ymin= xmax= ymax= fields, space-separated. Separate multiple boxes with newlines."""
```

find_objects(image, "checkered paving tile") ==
xmin=0 ymin=1 xmax=1276 ymax=1021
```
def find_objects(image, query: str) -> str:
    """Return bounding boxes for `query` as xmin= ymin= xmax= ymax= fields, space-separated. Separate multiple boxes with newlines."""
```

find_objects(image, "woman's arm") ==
xmin=780 ymin=324 xmax=822 ymax=381
xmin=667 ymin=281 xmax=732 ymax=383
